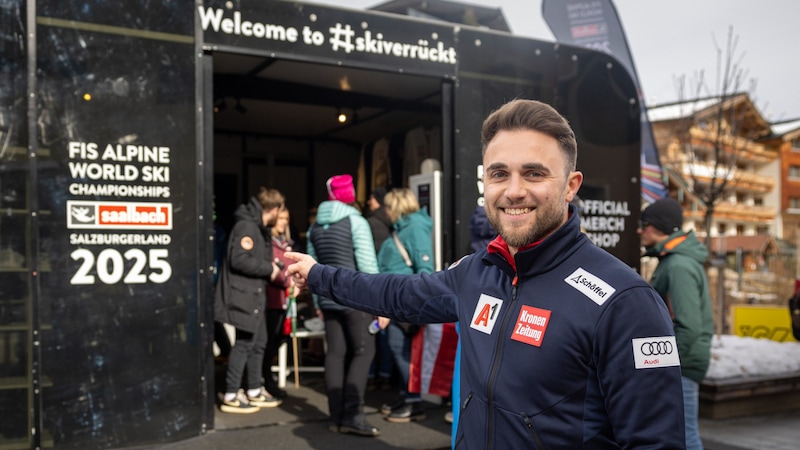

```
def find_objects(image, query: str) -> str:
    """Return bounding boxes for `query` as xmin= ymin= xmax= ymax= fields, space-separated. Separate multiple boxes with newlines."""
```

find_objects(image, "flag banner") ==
xmin=542 ymin=0 xmax=666 ymax=202
xmin=409 ymin=322 xmax=458 ymax=397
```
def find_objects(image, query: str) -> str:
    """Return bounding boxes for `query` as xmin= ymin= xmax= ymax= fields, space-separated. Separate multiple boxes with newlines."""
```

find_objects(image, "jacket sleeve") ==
xmin=596 ymin=285 xmax=686 ymax=448
xmin=664 ymin=261 xmax=707 ymax=363
xmin=228 ymin=222 xmax=273 ymax=279
xmin=307 ymin=263 xmax=459 ymax=324
xmin=350 ymin=215 xmax=379 ymax=274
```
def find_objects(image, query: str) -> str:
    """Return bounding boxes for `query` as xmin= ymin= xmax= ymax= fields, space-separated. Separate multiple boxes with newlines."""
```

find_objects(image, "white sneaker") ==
xmin=219 ymin=391 xmax=260 ymax=414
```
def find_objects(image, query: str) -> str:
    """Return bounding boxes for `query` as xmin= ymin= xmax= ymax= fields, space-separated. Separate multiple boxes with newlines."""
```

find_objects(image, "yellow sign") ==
xmin=731 ymin=305 xmax=795 ymax=342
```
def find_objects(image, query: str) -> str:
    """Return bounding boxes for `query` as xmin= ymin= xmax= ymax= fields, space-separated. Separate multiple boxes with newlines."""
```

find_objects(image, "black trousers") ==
xmin=322 ymin=308 xmax=375 ymax=426
xmin=262 ymin=308 xmax=288 ymax=392
xmin=224 ymin=314 xmax=267 ymax=394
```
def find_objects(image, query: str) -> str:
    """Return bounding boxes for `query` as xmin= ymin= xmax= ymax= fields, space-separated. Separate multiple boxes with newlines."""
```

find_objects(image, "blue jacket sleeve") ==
xmin=307 ymin=263 xmax=458 ymax=324
xmin=596 ymin=285 xmax=686 ymax=448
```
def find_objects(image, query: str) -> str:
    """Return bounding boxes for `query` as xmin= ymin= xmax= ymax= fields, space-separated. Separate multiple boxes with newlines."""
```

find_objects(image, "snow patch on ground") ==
xmin=705 ymin=334 xmax=800 ymax=380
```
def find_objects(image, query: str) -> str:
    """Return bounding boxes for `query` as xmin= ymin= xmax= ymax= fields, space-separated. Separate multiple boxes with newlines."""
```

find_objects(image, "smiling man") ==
xmin=286 ymin=99 xmax=685 ymax=449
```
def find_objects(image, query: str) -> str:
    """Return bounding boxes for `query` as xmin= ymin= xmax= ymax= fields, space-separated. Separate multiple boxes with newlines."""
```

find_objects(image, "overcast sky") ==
xmin=308 ymin=0 xmax=800 ymax=123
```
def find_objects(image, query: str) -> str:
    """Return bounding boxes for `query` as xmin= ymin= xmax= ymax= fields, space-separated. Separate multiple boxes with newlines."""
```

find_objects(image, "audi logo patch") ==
xmin=631 ymin=336 xmax=680 ymax=369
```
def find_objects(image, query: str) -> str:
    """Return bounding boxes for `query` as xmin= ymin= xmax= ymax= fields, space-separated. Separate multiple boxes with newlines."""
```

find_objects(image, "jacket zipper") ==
xmin=454 ymin=393 xmax=474 ymax=449
xmin=522 ymin=414 xmax=546 ymax=450
xmin=484 ymin=274 xmax=519 ymax=450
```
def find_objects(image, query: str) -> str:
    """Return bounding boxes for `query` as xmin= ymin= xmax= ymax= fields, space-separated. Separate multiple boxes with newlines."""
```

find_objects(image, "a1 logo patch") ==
xmin=511 ymin=306 xmax=551 ymax=347
xmin=470 ymin=294 xmax=503 ymax=335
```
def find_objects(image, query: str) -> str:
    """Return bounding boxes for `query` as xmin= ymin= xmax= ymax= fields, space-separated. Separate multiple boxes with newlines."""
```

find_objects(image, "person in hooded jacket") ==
xmin=639 ymin=196 xmax=714 ymax=450
xmin=307 ymin=174 xmax=381 ymax=437
xmin=376 ymin=188 xmax=435 ymax=423
xmin=286 ymin=99 xmax=685 ymax=449
xmin=215 ymin=187 xmax=285 ymax=414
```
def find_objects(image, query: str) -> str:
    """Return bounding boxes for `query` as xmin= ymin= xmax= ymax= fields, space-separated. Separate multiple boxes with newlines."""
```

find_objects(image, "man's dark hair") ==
xmin=257 ymin=187 xmax=284 ymax=210
xmin=481 ymin=99 xmax=578 ymax=174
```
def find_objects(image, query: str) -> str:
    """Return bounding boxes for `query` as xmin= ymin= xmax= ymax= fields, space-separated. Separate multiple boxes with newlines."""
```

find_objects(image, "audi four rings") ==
xmin=640 ymin=341 xmax=674 ymax=356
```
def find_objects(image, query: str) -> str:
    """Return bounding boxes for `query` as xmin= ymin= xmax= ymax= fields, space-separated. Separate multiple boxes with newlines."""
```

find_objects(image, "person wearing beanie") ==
xmin=638 ymin=196 xmax=714 ymax=450
xmin=307 ymin=174 xmax=381 ymax=437
xmin=327 ymin=174 xmax=357 ymax=204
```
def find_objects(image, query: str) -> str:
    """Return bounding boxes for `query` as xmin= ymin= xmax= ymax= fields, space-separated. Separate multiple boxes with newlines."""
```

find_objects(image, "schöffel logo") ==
xmin=564 ymin=267 xmax=616 ymax=306
xmin=631 ymin=336 xmax=680 ymax=369
xmin=67 ymin=200 xmax=172 ymax=230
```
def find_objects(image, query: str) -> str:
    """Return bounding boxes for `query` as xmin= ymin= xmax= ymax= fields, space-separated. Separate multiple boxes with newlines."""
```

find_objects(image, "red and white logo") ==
xmin=67 ymin=200 xmax=172 ymax=230
xmin=511 ymin=306 xmax=551 ymax=347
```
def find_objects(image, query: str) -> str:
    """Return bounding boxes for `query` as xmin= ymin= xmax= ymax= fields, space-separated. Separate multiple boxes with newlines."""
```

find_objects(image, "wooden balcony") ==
xmin=688 ymin=127 xmax=777 ymax=164
xmin=663 ymin=161 xmax=775 ymax=194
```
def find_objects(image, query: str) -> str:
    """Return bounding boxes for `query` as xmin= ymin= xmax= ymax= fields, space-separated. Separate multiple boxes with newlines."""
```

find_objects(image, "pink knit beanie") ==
xmin=326 ymin=174 xmax=356 ymax=204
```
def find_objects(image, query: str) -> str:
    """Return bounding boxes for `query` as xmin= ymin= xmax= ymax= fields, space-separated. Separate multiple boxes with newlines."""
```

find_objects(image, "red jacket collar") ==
xmin=487 ymin=235 xmax=543 ymax=272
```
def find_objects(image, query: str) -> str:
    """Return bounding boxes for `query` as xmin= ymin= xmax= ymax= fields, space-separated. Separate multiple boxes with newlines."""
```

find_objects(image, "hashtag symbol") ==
xmin=328 ymin=23 xmax=355 ymax=53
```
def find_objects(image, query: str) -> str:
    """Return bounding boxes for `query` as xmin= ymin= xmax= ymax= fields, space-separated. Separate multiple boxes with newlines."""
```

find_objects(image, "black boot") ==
xmin=339 ymin=420 xmax=380 ymax=437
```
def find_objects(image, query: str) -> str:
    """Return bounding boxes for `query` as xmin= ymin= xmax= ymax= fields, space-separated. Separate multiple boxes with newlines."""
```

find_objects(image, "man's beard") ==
xmin=486 ymin=196 xmax=566 ymax=248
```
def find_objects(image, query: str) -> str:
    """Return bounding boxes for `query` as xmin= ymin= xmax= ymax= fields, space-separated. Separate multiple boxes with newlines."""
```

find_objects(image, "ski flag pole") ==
xmin=289 ymin=286 xmax=300 ymax=388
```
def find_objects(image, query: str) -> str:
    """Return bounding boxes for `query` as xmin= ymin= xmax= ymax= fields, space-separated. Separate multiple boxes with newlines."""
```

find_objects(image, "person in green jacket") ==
xmin=639 ymin=197 xmax=714 ymax=450
xmin=376 ymin=188 xmax=434 ymax=423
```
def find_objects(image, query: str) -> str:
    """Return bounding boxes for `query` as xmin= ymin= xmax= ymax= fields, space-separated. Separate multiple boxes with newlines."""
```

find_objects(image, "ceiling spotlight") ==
xmin=337 ymin=108 xmax=347 ymax=124
xmin=215 ymin=97 xmax=227 ymax=113
xmin=235 ymin=98 xmax=247 ymax=114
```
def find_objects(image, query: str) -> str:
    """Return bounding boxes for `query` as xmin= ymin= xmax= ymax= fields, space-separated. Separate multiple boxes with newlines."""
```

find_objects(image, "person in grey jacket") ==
xmin=307 ymin=174 xmax=381 ymax=437
xmin=215 ymin=187 xmax=284 ymax=413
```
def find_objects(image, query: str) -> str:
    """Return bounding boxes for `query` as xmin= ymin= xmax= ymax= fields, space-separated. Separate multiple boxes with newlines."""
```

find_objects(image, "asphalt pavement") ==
xmin=147 ymin=366 xmax=800 ymax=450
xmin=157 ymin=369 xmax=452 ymax=450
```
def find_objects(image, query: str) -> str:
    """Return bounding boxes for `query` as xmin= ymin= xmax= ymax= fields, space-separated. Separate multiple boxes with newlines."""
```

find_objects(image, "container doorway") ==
xmin=210 ymin=52 xmax=446 ymax=250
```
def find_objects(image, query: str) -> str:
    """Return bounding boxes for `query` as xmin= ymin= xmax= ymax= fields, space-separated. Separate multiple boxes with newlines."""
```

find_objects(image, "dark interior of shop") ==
xmin=211 ymin=52 xmax=444 ymax=240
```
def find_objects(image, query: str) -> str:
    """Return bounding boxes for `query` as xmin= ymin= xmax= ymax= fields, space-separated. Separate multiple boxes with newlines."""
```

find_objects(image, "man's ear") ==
xmin=566 ymin=171 xmax=583 ymax=200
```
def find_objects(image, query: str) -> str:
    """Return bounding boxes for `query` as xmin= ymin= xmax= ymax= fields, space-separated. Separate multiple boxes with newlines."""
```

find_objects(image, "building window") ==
xmin=792 ymin=137 xmax=800 ymax=150
xmin=736 ymin=225 xmax=745 ymax=235
xmin=790 ymin=165 xmax=800 ymax=179
xmin=718 ymin=223 xmax=727 ymax=235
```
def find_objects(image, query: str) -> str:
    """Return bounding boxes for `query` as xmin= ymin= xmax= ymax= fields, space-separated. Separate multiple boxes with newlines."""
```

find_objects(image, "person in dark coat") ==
xmin=366 ymin=187 xmax=392 ymax=253
xmin=468 ymin=205 xmax=496 ymax=253
xmin=215 ymin=187 xmax=285 ymax=413
xmin=364 ymin=186 xmax=395 ymax=391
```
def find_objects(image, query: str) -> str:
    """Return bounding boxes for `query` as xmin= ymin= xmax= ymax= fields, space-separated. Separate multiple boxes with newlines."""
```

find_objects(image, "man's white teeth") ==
xmin=505 ymin=208 xmax=530 ymax=216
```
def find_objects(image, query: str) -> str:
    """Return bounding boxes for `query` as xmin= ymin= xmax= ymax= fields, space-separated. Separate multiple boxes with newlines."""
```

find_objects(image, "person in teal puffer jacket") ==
xmin=307 ymin=174 xmax=381 ymax=437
